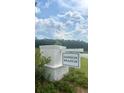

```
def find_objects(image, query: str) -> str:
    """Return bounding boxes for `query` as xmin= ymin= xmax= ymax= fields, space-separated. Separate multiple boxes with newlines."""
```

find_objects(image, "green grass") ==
xmin=80 ymin=57 xmax=88 ymax=77
xmin=61 ymin=57 xmax=88 ymax=89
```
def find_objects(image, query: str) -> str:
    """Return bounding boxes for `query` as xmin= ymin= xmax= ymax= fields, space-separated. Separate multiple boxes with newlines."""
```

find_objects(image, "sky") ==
xmin=35 ymin=0 xmax=88 ymax=42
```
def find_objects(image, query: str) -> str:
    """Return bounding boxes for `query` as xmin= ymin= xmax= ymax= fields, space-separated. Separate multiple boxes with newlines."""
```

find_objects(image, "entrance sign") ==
xmin=62 ymin=51 xmax=80 ymax=68
xmin=40 ymin=45 xmax=69 ymax=81
xmin=40 ymin=45 xmax=83 ymax=81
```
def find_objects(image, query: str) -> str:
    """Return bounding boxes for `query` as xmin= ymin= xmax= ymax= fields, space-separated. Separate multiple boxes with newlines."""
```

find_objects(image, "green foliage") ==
xmin=35 ymin=81 xmax=42 ymax=93
xmin=36 ymin=81 xmax=58 ymax=93
xmin=35 ymin=48 xmax=51 ymax=65
xmin=35 ymin=48 xmax=56 ymax=93
xmin=62 ymin=68 xmax=88 ymax=88
xmin=61 ymin=58 xmax=88 ymax=88
xmin=41 ymin=82 xmax=58 ymax=93
xmin=35 ymin=48 xmax=51 ymax=81
xmin=54 ymin=81 xmax=75 ymax=93
xmin=35 ymin=39 xmax=88 ymax=52
xmin=54 ymin=40 xmax=62 ymax=45
xmin=35 ymin=48 xmax=88 ymax=93
xmin=80 ymin=57 xmax=88 ymax=77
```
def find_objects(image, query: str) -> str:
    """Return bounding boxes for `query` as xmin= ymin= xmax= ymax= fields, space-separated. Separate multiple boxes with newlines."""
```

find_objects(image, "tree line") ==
xmin=35 ymin=39 xmax=88 ymax=52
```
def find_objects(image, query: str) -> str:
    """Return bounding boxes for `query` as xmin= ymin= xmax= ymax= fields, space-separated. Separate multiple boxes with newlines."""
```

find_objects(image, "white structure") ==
xmin=40 ymin=45 xmax=69 ymax=81
xmin=64 ymin=48 xmax=84 ymax=53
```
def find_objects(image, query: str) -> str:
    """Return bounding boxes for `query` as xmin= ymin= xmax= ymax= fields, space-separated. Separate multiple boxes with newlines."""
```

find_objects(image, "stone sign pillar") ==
xmin=40 ymin=45 xmax=69 ymax=81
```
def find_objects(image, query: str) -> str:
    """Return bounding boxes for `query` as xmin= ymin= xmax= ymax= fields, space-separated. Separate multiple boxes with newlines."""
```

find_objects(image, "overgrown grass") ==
xmin=80 ymin=57 xmax=88 ymax=77
xmin=62 ymin=68 xmax=88 ymax=88
xmin=35 ymin=48 xmax=88 ymax=93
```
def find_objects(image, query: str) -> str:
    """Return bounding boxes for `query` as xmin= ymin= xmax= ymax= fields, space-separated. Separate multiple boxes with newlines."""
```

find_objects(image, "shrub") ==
xmin=35 ymin=48 xmax=51 ymax=81
xmin=41 ymin=83 xmax=57 ymax=93
xmin=54 ymin=81 xmax=75 ymax=93
xmin=35 ymin=81 xmax=42 ymax=93
xmin=63 ymin=68 xmax=88 ymax=88
xmin=35 ymin=48 xmax=51 ymax=93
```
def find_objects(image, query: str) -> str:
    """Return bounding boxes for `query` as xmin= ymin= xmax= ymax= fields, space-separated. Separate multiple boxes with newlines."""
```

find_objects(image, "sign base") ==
xmin=44 ymin=65 xmax=69 ymax=81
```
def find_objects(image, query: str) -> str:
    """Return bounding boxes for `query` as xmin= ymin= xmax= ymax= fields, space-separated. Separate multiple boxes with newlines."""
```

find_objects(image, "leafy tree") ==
xmin=35 ymin=39 xmax=88 ymax=52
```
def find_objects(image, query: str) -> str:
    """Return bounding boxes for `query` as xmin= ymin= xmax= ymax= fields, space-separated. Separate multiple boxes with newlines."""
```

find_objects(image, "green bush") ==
xmin=54 ymin=81 xmax=75 ymax=93
xmin=35 ymin=48 xmax=51 ymax=81
xmin=63 ymin=68 xmax=88 ymax=88
xmin=35 ymin=48 xmax=51 ymax=93
xmin=41 ymin=83 xmax=57 ymax=93
xmin=35 ymin=81 xmax=42 ymax=93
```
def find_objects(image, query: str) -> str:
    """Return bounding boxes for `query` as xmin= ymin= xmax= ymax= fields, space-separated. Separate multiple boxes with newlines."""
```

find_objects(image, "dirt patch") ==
xmin=76 ymin=87 xmax=88 ymax=93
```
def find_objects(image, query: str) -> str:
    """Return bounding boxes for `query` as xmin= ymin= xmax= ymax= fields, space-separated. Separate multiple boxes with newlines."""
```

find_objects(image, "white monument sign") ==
xmin=40 ymin=45 xmax=83 ymax=81
xmin=40 ymin=45 xmax=69 ymax=81
xmin=62 ymin=51 xmax=80 ymax=68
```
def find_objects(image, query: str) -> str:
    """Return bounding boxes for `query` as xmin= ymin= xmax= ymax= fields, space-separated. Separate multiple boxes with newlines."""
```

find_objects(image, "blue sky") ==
xmin=35 ymin=0 xmax=88 ymax=42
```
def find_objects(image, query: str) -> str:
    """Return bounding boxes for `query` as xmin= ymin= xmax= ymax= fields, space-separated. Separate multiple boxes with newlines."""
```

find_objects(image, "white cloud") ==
xmin=35 ymin=10 xmax=87 ymax=41
xmin=72 ymin=0 xmax=88 ymax=9
xmin=36 ymin=35 xmax=49 ymax=39
xmin=57 ymin=0 xmax=88 ymax=15
xmin=57 ymin=0 xmax=71 ymax=9
xmin=58 ymin=11 xmax=85 ymax=22
xmin=54 ymin=31 xmax=73 ymax=40
xmin=75 ymin=23 xmax=83 ymax=32
xmin=65 ymin=20 xmax=74 ymax=26
xmin=35 ymin=7 xmax=40 ymax=14
xmin=35 ymin=17 xmax=66 ymax=39
xmin=40 ymin=18 xmax=65 ymax=31
xmin=44 ymin=0 xmax=51 ymax=8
